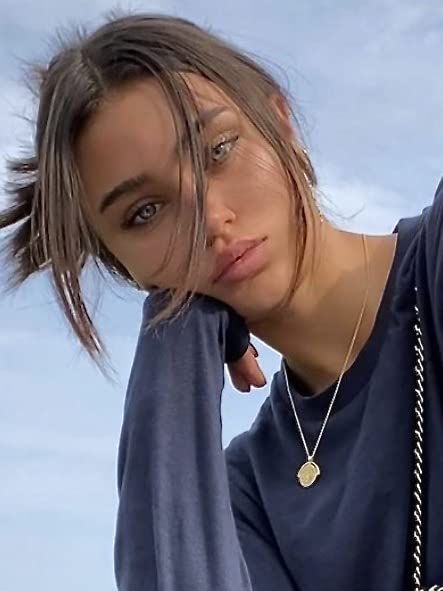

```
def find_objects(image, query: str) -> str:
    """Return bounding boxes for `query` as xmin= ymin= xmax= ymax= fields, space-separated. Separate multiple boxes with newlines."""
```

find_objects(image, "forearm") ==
xmin=114 ymin=294 xmax=252 ymax=591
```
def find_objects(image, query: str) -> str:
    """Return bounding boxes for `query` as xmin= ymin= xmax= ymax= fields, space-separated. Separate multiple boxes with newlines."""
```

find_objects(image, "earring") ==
xmin=301 ymin=147 xmax=323 ymax=223
xmin=306 ymin=180 xmax=323 ymax=224
xmin=315 ymin=197 xmax=324 ymax=224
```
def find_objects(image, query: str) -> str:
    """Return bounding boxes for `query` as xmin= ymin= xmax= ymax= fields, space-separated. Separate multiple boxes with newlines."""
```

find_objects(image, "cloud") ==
xmin=1 ymin=440 xmax=117 ymax=516
xmin=0 ymin=328 xmax=125 ymax=590
xmin=0 ymin=0 xmax=174 ymax=38
xmin=317 ymin=165 xmax=428 ymax=234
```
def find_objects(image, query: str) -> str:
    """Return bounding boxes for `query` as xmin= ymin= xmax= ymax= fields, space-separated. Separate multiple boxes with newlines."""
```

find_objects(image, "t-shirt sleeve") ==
xmin=226 ymin=444 xmax=299 ymax=591
xmin=113 ymin=294 xmax=253 ymax=591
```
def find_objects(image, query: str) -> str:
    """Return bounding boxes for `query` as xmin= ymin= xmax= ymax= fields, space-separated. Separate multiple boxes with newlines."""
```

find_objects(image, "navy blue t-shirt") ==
xmin=113 ymin=178 xmax=443 ymax=591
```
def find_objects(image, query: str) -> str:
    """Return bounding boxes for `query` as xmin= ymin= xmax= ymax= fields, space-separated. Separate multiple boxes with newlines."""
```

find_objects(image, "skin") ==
xmin=76 ymin=74 xmax=398 ymax=395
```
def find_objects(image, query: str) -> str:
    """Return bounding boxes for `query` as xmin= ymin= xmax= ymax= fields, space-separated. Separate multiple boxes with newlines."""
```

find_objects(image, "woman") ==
xmin=1 ymin=13 xmax=442 ymax=591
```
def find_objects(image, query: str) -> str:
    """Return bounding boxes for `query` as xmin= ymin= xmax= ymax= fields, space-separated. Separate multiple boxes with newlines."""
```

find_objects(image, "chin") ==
xmin=218 ymin=267 xmax=291 ymax=324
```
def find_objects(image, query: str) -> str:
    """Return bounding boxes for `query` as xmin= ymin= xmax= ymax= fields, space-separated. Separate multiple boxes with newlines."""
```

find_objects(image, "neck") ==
xmin=248 ymin=223 xmax=398 ymax=395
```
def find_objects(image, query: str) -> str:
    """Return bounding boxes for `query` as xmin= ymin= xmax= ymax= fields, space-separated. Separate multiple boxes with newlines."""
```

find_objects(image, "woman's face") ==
xmin=76 ymin=74 xmax=299 ymax=323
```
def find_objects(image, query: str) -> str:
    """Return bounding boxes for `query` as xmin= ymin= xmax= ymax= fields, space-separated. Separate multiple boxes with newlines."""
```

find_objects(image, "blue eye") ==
xmin=126 ymin=202 xmax=163 ymax=228
xmin=209 ymin=134 xmax=239 ymax=166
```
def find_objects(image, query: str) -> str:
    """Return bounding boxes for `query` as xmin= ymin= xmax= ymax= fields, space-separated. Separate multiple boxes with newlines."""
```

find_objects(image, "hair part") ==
xmin=0 ymin=12 xmax=317 ymax=366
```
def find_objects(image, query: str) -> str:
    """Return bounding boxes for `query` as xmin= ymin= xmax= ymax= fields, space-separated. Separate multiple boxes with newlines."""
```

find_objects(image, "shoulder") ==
xmin=224 ymin=429 xmax=261 ymax=518
xmin=224 ymin=397 xmax=273 ymax=482
xmin=435 ymin=176 xmax=443 ymax=199
xmin=414 ymin=176 xmax=443 ymax=277
xmin=225 ymin=431 xmax=252 ymax=473
xmin=419 ymin=176 xmax=443 ymax=233
xmin=395 ymin=176 xmax=443 ymax=236
xmin=393 ymin=177 xmax=443 ymax=283
xmin=405 ymin=176 xmax=443 ymax=360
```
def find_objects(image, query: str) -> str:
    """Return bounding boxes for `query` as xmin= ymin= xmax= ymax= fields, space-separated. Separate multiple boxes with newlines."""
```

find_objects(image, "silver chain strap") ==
xmin=412 ymin=291 xmax=442 ymax=591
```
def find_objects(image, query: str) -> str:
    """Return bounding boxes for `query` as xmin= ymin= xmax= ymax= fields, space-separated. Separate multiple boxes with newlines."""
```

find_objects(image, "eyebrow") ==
xmin=99 ymin=105 xmax=228 ymax=215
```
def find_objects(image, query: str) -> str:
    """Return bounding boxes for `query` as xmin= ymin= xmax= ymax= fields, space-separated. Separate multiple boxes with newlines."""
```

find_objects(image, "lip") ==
xmin=213 ymin=238 xmax=267 ymax=285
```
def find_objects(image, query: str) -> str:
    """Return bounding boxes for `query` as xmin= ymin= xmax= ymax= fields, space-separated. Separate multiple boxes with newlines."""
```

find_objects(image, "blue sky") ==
xmin=0 ymin=1 xmax=442 ymax=589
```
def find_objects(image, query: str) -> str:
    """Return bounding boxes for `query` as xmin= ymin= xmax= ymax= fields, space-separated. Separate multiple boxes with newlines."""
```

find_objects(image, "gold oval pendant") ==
xmin=297 ymin=461 xmax=321 ymax=488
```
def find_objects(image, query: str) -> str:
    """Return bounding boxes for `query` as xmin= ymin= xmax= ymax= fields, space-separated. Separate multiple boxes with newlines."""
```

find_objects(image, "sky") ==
xmin=0 ymin=1 xmax=442 ymax=589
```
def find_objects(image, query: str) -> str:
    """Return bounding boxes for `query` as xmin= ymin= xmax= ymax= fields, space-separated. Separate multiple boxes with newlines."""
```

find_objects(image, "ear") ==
xmin=270 ymin=93 xmax=294 ymax=141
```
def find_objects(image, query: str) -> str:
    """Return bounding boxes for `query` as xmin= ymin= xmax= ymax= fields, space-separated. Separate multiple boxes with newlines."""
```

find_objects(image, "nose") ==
xmin=205 ymin=188 xmax=236 ymax=248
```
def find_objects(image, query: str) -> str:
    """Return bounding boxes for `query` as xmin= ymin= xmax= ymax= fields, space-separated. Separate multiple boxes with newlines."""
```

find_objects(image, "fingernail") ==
xmin=250 ymin=343 xmax=259 ymax=357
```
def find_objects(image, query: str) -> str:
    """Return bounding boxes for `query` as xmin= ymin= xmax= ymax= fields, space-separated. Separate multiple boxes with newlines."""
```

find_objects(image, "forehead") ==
xmin=76 ymin=74 xmax=237 ymax=164
xmin=75 ymin=74 xmax=237 ymax=209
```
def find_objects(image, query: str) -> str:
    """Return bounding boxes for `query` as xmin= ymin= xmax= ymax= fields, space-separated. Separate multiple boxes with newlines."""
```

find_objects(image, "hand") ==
xmin=227 ymin=343 xmax=267 ymax=393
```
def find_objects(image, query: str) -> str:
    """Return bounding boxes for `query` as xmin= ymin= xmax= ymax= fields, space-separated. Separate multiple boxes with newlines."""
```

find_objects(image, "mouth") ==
xmin=213 ymin=237 xmax=267 ymax=285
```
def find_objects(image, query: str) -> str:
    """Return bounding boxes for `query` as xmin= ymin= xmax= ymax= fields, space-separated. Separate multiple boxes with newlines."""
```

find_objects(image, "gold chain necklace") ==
xmin=282 ymin=233 xmax=370 ymax=488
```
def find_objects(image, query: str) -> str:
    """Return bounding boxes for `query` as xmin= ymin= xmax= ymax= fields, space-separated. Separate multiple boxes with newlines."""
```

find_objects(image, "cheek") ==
xmin=230 ymin=141 xmax=289 ymax=208
xmin=112 ymin=228 xmax=191 ymax=290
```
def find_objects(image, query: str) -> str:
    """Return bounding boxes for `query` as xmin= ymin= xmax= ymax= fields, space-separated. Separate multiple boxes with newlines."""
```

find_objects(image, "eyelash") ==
xmin=204 ymin=132 xmax=239 ymax=169
xmin=123 ymin=202 xmax=164 ymax=229
xmin=123 ymin=132 xmax=239 ymax=229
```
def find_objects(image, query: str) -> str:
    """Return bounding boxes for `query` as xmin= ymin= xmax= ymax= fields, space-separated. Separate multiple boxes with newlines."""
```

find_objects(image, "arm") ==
xmin=113 ymin=294 xmax=253 ymax=591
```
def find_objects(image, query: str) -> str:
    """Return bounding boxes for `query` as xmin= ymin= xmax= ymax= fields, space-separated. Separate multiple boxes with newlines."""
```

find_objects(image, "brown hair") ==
xmin=0 ymin=12 xmax=317 ymax=365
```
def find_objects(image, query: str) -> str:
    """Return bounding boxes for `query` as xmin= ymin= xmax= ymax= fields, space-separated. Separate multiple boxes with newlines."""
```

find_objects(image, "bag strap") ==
xmin=411 ymin=291 xmax=443 ymax=591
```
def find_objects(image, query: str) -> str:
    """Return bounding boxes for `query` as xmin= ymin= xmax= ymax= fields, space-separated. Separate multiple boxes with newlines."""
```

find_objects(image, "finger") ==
xmin=229 ymin=345 xmax=258 ymax=368
xmin=237 ymin=352 xmax=267 ymax=386
xmin=237 ymin=380 xmax=252 ymax=394
xmin=248 ymin=367 xmax=267 ymax=388
xmin=229 ymin=358 xmax=266 ymax=389
xmin=230 ymin=373 xmax=251 ymax=393
xmin=227 ymin=346 xmax=267 ymax=391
